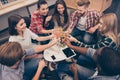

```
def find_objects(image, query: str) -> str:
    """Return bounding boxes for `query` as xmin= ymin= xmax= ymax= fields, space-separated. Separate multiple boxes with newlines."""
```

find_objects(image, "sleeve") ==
xmin=31 ymin=14 xmax=44 ymax=33
xmin=28 ymin=29 xmax=38 ymax=40
xmin=94 ymin=10 xmax=101 ymax=22
xmin=86 ymin=48 xmax=96 ymax=58
xmin=9 ymin=36 xmax=16 ymax=42
xmin=24 ymin=48 xmax=35 ymax=56
xmin=78 ymin=37 xmax=114 ymax=49
xmin=69 ymin=11 xmax=77 ymax=29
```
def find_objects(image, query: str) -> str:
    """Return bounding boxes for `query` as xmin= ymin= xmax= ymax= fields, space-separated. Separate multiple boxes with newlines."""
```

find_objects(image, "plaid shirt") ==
xmin=69 ymin=10 xmax=101 ymax=31
xmin=29 ymin=10 xmax=46 ymax=34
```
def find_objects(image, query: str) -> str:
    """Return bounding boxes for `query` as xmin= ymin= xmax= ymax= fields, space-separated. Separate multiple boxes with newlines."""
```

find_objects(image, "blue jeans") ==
xmin=24 ymin=58 xmax=40 ymax=80
xmin=56 ymin=61 xmax=74 ymax=80
xmin=56 ymin=61 xmax=95 ymax=80
xmin=77 ymin=55 xmax=97 ymax=69
xmin=71 ymin=27 xmax=95 ymax=44
xmin=77 ymin=64 xmax=95 ymax=80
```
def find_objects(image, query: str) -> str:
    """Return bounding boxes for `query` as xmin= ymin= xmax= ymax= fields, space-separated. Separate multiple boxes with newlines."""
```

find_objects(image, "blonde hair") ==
xmin=100 ymin=13 xmax=119 ymax=45
xmin=77 ymin=0 xmax=90 ymax=7
xmin=0 ymin=42 xmax=24 ymax=67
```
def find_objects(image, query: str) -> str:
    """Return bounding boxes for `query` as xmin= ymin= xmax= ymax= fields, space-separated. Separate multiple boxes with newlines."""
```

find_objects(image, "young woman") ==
xmin=8 ymin=14 xmax=54 ymax=49
xmin=71 ymin=13 xmax=119 ymax=49
xmin=53 ymin=0 xmax=70 ymax=30
xmin=29 ymin=0 xmax=54 ymax=35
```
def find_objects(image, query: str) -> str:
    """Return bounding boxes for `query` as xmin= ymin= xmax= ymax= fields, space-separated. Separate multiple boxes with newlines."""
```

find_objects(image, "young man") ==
xmin=29 ymin=0 xmax=54 ymax=35
xmin=0 ymin=37 xmax=58 ymax=80
xmin=63 ymin=38 xmax=120 ymax=80
xmin=67 ymin=0 xmax=101 ymax=44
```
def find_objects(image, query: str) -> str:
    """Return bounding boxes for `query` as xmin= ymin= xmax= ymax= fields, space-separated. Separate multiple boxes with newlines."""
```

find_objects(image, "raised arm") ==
xmin=69 ymin=63 xmax=79 ymax=80
xmin=63 ymin=38 xmax=88 ymax=54
xmin=36 ymin=34 xmax=54 ymax=41
xmin=75 ymin=36 xmax=117 ymax=49
xmin=34 ymin=37 xmax=59 ymax=53
xmin=32 ymin=60 xmax=46 ymax=80
xmin=67 ymin=11 xmax=77 ymax=33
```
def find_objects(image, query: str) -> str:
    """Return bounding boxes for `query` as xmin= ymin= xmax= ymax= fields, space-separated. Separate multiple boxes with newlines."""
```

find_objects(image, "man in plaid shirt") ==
xmin=29 ymin=0 xmax=54 ymax=35
xmin=67 ymin=0 xmax=101 ymax=44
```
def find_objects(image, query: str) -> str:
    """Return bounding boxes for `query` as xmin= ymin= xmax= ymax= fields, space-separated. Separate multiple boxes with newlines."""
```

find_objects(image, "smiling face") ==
xmin=15 ymin=19 xmax=26 ymax=32
xmin=38 ymin=4 xmax=49 ymax=16
xmin=57 ymin=4 xmax=65 ymax=15
xmin=98 ymin=19 xmax=107 ymax=35
xmin=76 ymin=5 xmax=87 ymax=17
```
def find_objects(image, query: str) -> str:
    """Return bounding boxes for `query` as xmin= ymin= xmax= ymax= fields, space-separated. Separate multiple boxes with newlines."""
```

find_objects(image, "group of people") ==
xmin=0 ymin=0 xmax=120 ymax=80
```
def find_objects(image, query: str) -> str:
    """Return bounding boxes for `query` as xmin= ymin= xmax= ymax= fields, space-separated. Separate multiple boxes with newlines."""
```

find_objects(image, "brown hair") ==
xmin=8 ymin=14 xmax=23 ymax=35
xmin=54 ymin=0 xmax=68 ymax=27
xmin=0 ymin=42 xmax=24 ymax=67
xmin=77 ymin=0 xmax=90 ymax=7
xmin=100 ymin=13 xmax=119 ymax=45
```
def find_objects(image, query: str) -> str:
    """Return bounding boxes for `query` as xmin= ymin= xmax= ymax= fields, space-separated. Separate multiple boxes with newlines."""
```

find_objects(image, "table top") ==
xmin=44 ymin=42 xmax=76 ymax=62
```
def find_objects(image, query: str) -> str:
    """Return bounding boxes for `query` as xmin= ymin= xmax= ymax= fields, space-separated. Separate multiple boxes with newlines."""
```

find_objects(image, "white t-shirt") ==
xmin=77 ymin=16 xmax=87 ymax=31
xmin=9 ymin=28 xmax=38 ymax=49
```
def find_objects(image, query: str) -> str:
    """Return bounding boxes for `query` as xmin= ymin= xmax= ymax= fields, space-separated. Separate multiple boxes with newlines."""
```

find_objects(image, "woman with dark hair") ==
xmin=53 ymin=0 xmax=70 ymax=30
xmin=8 ymin=14 xmax=54 ymax=49
xmin=7 ymin=14 xmax=58 ymax=80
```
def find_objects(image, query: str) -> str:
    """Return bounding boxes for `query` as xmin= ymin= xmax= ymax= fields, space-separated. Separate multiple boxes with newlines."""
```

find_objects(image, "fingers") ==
xmin=46 ymin=16 xmax=52 ymax=22
xmin=69 ymin=63 xmax=78 ymax=72
xmin=39 ymin=59 xmax=46 ymax=68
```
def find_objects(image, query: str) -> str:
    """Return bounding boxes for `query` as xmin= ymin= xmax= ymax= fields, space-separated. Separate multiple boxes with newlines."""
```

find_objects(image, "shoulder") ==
xmin=71 ymin=10 xmax=77 ymax=16
xmin=2 ymin=65 xmax=22 ymax=80
xmin=24 ymin=28 xmax=32 ymax=35
xmin=9 ymin=36 xmax=17 ymax=42
xmin=31 ymin=10 xmax=39 ymax=18
xmin=70 ymin=11 xmax=78 ymax=20
xmin=88 ymin=10 xmax=100 ymax=13
xmin=87 ymin=10 xmax=101 ymax=16
xmin=24 ymin=48 xmax=35 ymax=55
xmin=25 ymin=28 xmax=31 ymax=32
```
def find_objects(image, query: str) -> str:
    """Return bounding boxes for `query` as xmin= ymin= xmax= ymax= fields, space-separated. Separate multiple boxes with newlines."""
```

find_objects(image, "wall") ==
xmin=104 ymin=0 xmax=120 ymax=33
xmin=0 ymin=7 xmax=29 ymax=31
xmin=64 ymin=0 xmax=112 ymax=13
xmin=0 ymin=0 xmax=57 ymax=31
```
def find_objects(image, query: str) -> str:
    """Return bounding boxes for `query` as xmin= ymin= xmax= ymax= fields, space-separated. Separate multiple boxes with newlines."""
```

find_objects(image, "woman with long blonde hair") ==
xmin=72 ymin=13 xmax=119 ymax=49
xmin=99 ymin=13 xmax=119 ymax=46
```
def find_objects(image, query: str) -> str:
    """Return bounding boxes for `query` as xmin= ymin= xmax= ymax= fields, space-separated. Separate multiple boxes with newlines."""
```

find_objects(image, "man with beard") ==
xmin=67 ymin=0 xmax=101 ymax=44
